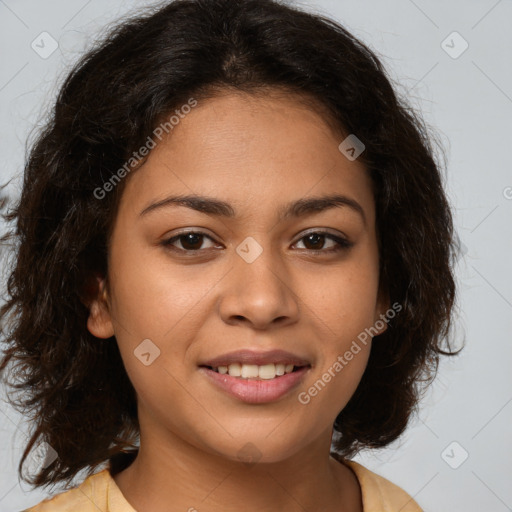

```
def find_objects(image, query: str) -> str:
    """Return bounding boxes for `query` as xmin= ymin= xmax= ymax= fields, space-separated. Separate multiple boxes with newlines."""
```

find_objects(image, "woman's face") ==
xmin=88 ymin=90 xmax=388 ymax=464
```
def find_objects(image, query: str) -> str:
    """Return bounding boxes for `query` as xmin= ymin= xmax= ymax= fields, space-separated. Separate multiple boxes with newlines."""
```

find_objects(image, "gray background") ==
xmin=1 ymin=0 xmax=511 ymax=511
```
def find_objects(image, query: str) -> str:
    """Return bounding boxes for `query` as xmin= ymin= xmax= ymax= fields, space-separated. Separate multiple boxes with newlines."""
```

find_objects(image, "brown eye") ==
xmin=161 ymin=231 xmax=217 ymax=252
xmin=177 ymin=233 xmax=205 ymax=251
xmin=302 ymin=233 xmax=326 ymax=250
xmin=294 ymin=232 xmax=353 ymax=254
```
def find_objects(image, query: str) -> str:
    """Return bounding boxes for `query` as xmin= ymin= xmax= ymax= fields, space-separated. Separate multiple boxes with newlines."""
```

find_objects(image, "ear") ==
xmin=84 ymin=273 xmax=115 ymax=339
xmin=373 ymin=281 xmax=390 ymax=336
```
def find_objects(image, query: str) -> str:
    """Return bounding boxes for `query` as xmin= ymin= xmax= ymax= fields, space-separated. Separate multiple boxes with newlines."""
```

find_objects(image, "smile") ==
xmin=199 ymin=365 xmax=311 ymax=404
xmin=208 ymin=362 xmax=299 ymax=380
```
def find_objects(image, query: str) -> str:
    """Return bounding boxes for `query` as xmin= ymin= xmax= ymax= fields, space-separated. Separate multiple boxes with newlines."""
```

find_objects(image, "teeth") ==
xmin=241 ymin=364 xmax=259 ymax=378
xmin=212 ymin=363 xmax=299 ymax=379
xmin=227 ymin=363 xmax=241 ymax=377
xmin=258 ymin=364 xmax=276 ymax=380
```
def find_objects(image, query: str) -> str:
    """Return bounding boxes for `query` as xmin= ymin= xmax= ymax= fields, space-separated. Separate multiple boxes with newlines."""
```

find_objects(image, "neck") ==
xmin=112 ymin=421 xmax=362 ymax=512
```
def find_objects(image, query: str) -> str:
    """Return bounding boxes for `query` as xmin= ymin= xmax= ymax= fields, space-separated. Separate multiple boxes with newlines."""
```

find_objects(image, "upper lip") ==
xmin=200 ymin=349 xmax=311 ymax=368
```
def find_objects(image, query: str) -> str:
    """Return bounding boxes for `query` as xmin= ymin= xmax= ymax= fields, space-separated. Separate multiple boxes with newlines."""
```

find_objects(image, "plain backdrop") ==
xmin=0 ymin=0 xmax=511 ymax=511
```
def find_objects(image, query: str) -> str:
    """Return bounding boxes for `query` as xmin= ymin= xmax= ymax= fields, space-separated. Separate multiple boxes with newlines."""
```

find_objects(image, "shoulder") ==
xmin=22 ymin=469 xmax=111 ymax=512
xmin=343 ymin=459 xmax=423 ymax=512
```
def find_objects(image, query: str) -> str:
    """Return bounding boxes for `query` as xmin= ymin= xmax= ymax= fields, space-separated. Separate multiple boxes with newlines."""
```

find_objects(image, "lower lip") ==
xmin=199 ymin=366 xmax=310 ymax=404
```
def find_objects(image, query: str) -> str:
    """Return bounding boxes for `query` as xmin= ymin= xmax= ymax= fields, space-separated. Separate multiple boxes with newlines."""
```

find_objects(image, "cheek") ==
xmin=298 ymin=340 xmax=371 ymax=425
xmin=297 ymin=254 xmax=378 ymax=411
xmin=105 ymin=239 xmax=226 ymax=406
xmin=304 ymin=256 xmax=381 ymax=341
xmin=108 ymin=238 xmax=220 ymax=341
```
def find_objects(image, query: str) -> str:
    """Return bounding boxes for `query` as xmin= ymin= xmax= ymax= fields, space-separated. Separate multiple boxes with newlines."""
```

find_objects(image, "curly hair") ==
xmin=0 ymin=0 xmax=461 ymax=489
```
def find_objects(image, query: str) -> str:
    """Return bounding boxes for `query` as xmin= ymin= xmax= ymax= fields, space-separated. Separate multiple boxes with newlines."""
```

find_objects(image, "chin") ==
xmin=200 ymin=432 xmax=308 ymax=466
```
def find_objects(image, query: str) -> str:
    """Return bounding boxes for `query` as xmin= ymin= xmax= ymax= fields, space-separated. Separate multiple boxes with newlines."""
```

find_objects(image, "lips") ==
xmin=198 ymin=349 xmax=311 ymax=403
xmin=199 ymin=365 xmax=310 ymax=404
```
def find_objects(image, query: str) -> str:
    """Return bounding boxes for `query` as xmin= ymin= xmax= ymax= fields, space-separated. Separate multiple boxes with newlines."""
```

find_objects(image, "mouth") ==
xmin=200 ymin=362 xmax=309 ymax=380
xmin=198 ymin=349 xmax=312 ymax=404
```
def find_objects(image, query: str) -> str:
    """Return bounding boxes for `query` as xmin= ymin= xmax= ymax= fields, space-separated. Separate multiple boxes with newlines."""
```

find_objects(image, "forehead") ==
xmin=118 ymin=90 xmax=375 ymax=225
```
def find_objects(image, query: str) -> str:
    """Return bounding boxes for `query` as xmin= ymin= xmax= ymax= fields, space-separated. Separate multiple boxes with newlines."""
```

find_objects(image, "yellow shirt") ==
xmin=23 ymin=460 xmax=422 ymax=512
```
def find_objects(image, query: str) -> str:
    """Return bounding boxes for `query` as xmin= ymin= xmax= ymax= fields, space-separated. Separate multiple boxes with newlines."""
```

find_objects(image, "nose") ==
xmin=218 ymin=243 xmax=300 ymax=330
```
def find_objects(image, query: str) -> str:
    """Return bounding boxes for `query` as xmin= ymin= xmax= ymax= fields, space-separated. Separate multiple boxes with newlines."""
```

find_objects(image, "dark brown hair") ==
xmin=0 ymin=0 xmax=462 ymax=489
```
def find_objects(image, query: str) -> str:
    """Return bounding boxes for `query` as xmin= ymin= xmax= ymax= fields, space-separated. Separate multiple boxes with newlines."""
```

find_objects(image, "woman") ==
xmin=0 ymin=0 xmax=459 ymax=510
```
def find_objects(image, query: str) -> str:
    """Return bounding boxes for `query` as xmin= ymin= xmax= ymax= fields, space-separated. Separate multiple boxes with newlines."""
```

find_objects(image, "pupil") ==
xmin=306 ymin=233 xmax=324 ymax=250
xmin=182 ymin=233 xmax=202 ymax=250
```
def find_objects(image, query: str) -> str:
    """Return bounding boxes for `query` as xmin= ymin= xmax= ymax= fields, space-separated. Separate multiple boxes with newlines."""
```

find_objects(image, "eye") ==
xmin=161 ymin=231 xmax=218 ymax=253
xmin=293 ymin=231 xmax=353 ymax=254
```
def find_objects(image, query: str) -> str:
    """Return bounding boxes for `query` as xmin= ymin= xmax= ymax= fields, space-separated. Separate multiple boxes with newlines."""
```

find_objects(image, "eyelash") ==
xmin=160 ymin=230 xmax=353 ymax=256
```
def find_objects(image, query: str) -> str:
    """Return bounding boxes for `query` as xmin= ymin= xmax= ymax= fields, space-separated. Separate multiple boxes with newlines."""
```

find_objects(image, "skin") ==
xmin=87 ymin=89 xmax=389 ymax=512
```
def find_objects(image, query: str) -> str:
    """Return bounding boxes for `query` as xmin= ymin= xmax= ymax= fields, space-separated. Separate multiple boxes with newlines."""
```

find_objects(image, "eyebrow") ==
xmin=139 ymin=193 xmax=366 ymax=225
